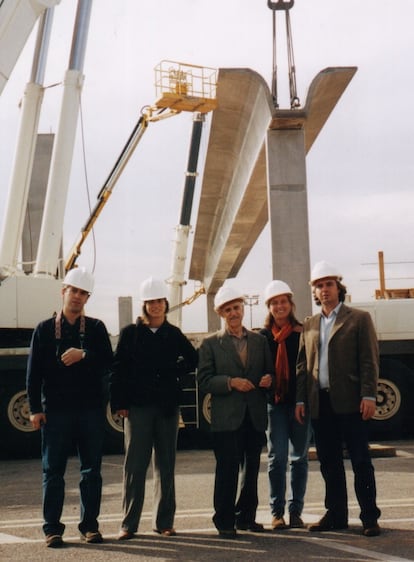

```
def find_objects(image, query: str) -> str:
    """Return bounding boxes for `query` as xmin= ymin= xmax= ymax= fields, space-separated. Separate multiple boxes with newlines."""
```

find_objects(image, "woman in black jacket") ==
xmin=111 ymin=277 xmax=198 ymax=540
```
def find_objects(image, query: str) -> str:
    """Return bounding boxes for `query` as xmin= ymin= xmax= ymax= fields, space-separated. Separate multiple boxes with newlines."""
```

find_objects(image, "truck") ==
xmin=348 ymin=260 xmax=414 ymax=439
xmin=360 ymin=297 xmax=414 ymax=438
xmin=1 ymin=2 xmax=412 ymax=459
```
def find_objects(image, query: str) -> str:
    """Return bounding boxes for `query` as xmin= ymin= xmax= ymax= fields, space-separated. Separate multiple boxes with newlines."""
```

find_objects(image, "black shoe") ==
xmin=217 ymin=528 xmax=237 ymax=538
xmin=289 ymin=512 xmax=305 ymax=528
xmin=308 ymin=512 xmax=348 ymax=532
xmin=363 ymin=522 xmax=381 ymax=537
xmin=236 ymin=521 xmax=265 ymax=532
xmin=118 ymin=529 xmax=135 ymax=540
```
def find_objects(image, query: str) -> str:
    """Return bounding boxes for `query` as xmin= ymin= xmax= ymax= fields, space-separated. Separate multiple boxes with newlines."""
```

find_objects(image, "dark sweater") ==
xmin=110 ymin=319 xmax=198 ymax=415
xmin=27 ymin=314 xmax=113 ymax=413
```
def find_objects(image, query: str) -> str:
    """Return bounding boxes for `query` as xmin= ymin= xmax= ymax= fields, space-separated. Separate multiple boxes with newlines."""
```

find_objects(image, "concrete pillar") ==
xmin=207 ymin=292 xmax=221 ymax=333
xmin=118 ymin=296 xmax=133 ymax=332
xmin=22 ymin=134 xmax=54 ymax=273
xmin=266 ymin=128 xmax=312 ymax=321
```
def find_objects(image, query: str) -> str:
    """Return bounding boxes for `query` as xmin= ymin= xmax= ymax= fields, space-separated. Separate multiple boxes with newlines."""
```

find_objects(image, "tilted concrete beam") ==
xmin=189 ymin=66 xmax=357 ymax=294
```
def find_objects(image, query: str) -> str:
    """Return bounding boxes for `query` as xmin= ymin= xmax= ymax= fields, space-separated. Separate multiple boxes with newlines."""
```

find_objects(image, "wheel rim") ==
xmin=7 ymin=390 xmax=36 ymax=432
xmin=373 ymin=378 xmax=401 ymax=421
xmin=105 ymin=403 xmax=124 ymax=433
xmin=202 ymin=393 xmax=211 ymax=425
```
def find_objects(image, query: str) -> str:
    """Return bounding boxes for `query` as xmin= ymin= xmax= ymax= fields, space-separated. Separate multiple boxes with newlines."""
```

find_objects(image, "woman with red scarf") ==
xmin=260 ymin=280 xmax=311 ymax=531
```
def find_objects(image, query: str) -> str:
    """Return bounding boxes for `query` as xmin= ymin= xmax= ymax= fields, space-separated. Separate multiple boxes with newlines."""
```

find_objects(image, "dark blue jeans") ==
xmin=41 ymin=408 xmax=105 ymax=536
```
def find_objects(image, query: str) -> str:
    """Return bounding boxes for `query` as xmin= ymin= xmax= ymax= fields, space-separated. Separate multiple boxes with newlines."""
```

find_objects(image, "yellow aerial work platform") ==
xmin=154 ymin=60 xmax=218 ymax=114
xmin=66 ymin=60 xmax=217 ymax=271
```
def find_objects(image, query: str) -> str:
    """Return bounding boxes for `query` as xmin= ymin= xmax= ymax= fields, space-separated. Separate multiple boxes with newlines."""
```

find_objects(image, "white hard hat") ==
xmin=140 ymin=276 xmax=168 ymax=301
xmin=214 ymin=286 xmax=245 ymax=311
xmin=310 ymin=261 xmax=342 ymax=285
xmin=63 ymin=267 xmax=94 ymax=293
xmin=264 ymin=280 xmax=293 ymax=305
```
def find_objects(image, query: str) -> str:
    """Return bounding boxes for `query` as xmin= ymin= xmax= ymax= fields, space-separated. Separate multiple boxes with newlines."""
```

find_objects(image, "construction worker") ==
xmin=111 ymin=277 xmax=198 ymax=540
xmin=198 ymin=286 xmax=274 ymax=537
xmin=27 ymin=267 xmax=113 ymax=548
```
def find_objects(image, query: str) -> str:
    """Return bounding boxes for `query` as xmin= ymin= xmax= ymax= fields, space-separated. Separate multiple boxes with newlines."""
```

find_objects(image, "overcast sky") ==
xmin=1 ymin=0 xmax=413 ymax=334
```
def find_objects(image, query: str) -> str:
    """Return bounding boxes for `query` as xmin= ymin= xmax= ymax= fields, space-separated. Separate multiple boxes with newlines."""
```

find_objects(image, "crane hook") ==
xmin=267 ymin=0 xmax=294 ymax=11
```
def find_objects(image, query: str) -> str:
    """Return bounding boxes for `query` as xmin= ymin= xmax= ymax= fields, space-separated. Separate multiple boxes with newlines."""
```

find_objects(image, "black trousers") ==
xmin=211 ymin=411 xmax=265 ymax=531
xmin=312 ymin=390 xmax=381 ymax=525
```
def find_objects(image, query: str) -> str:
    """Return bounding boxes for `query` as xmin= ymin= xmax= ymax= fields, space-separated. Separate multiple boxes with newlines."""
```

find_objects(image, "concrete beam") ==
xmin=189 ymin=68 xmax=273 ymax=293
xmin=189 ymin=66 xmax=357 ymax=321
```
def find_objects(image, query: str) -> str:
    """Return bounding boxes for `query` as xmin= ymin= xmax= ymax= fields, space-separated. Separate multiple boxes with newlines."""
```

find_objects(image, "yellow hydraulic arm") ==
xmin=65 ymin=109 xmax=151 ymax=271
xmin=65 ymin=60 xmax=217 ymax=272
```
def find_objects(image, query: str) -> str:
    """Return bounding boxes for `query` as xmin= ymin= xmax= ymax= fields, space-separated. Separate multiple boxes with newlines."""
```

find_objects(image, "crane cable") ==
xmin=285 ymin=9 xmax=300 ymax=108
xmin=268 ymin=0 xmax=300 ymax=109
xmin=270 ymin=3 xmax=278 ymax=107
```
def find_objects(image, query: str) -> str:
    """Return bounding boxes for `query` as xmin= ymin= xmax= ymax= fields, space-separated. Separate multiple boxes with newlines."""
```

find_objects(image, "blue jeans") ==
xmin=41 ymin=408 xmax=105 ymax=536
xmin=267 ymin=402 xmax=311 ymax=517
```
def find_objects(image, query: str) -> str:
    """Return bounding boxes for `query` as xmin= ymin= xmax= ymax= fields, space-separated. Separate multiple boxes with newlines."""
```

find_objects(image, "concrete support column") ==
xmin=266 ymin=128 xmax=312 ymax=321
xmin=207 ymin=292 xmax=221 ymax=333
xmin=118 ymin=296 xmax=133 ymax=332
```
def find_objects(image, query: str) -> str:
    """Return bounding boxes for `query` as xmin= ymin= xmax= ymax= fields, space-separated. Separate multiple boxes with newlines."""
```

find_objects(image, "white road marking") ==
xmin=0 ymin=532 xmax=31 ymax=544
xmin=305 ymin=536 xmax=414 ymax=562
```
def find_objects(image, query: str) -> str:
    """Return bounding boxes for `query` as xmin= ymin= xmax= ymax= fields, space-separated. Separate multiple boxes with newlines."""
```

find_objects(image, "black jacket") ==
xmin=27 ymin=314 xmax=113 ymax=413
xmin=110 ymin=319 xmax=198 ymax=415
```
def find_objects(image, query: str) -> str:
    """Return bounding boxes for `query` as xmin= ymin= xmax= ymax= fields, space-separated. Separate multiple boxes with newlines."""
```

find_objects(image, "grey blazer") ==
xmin=197 ymin=328 xmax=274 ymax=432
xmin=296 ymin=304 xmax=379 ymax=418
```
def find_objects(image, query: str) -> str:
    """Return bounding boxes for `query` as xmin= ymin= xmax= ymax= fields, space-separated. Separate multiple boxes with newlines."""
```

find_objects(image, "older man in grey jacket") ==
xmin=295 ymin=261 xmax=381 ymax=537
xmin=198 ymin=286 xmax=274 ymax=537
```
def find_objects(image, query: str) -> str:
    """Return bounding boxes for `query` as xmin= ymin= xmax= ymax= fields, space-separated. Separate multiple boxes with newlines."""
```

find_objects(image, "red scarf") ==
xmin=271 ymin=323 xmax=294 ymax=403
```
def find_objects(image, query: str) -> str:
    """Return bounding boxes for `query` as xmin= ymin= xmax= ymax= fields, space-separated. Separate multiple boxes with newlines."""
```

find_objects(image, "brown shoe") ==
xmin=271 ymin=516 xmax=288 ymax=530
xmin=289 ymin=513 xmax=305 ymax=528
xmin=80 ymin=531 xmax=103 ymax=544
xmin=45 ymin=534 xmax=64 ymax=548
xmin=363 ymin=522 xmax=381 ymax=537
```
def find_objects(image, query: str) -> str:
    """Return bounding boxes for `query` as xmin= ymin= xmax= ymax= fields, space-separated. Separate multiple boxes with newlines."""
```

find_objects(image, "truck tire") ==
xmin=7 ymin=389 xmax=35 ymax=433
xmin=200 ymin=392 xmax=211 ymax=429
xmin=103 ymin=402 xmax=124 ymax=453
xmin=370 ymin=358 xmax=410 ymax=436
xmin=0 ymin=387 xmax=40 ymax=458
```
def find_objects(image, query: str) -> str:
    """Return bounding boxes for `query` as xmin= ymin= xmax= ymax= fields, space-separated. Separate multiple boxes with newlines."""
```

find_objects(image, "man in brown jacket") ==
xmin=295 ymin=261 xmax=381 ymax=537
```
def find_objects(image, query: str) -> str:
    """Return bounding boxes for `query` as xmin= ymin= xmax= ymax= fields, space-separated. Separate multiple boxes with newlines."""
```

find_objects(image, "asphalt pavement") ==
xmin=0 ymin=440 xmax=413 ymax=561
